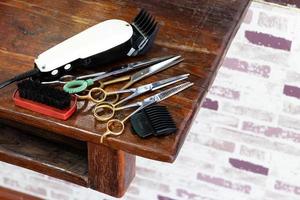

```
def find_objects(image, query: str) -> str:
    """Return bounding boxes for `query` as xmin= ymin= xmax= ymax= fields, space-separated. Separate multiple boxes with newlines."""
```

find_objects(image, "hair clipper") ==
xmin=0 ymin=9 xmax=159 ymax=89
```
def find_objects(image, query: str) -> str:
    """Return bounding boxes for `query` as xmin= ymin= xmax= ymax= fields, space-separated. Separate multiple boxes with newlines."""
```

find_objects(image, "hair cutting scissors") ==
xmin=63 ymin=55 xmax=175 ymax=94
xmin=75 ymin=55 xmax=183 ymax=103
xmin=40 ymin=72 xmax=107 ymax=85
xmin=97 ymin=82 xmax=194 ymax=143
xmin=92 ymin=74 xmax=189 ymax=121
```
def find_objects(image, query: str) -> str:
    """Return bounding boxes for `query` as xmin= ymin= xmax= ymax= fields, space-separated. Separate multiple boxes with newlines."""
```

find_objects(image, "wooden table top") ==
xmin=0 ymin=0 xmax=250 ymax=162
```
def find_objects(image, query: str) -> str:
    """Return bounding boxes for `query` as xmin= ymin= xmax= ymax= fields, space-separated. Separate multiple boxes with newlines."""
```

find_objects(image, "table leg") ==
xmin=88 ymin=142 xmax=136 ymax=197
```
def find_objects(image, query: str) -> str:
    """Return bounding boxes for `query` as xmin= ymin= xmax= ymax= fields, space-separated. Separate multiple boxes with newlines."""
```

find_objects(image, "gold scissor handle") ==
xmin=87 ymin=88 xmax=108 ymax=103
xmin=121 ymin=79 xmax=135 ymax=90
xmin=99 ymin=103 xmax=146 ymax=142
xmin=76 ymin=81 xmax=103 ymax=100
xmin=101 ymin=75 xmax=131 ymax=87
xmin=75 ymin=91 xmax=90 ymax=101
xmin=97 ymin=75 xmax=132 ymax=104
xmin=94 ymin=102 xmax=117 ymax=121
xmin=100 ymin=119 xmax=125 ymax=143
xmin=76 ymin=75 xmax=134 ymax=103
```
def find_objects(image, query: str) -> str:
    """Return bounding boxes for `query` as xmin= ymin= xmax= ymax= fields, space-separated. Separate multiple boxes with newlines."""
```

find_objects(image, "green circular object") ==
xmin=63 ymin=79 xmax=94 ymax=94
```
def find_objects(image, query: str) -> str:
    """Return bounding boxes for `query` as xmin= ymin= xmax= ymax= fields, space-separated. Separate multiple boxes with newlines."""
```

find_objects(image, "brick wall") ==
xmin=1 ymin=1 xmax=300 ymax=200
xmin=263 ymin=0 xmax=300 ymax=8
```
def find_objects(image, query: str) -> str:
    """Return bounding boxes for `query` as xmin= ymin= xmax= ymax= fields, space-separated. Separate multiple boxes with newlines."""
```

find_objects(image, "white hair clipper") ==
xmin=0 ymin=9 xmax=159 ymax=89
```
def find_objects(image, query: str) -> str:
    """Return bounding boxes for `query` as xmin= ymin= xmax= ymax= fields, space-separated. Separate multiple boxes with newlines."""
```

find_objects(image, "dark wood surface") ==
xmin=0 ymin=121 xmax=88 ymax=186
xmin=0 ymin=0 xmax=251 ymax=163
xmin=0 ymin=187 xmax=42 ymax=200
xmin=88 ymin=143 xmax=136 ymax=197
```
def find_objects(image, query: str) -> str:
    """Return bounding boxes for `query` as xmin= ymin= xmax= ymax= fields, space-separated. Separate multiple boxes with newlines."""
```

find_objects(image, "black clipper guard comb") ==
xmin=130 ymin=104 xmax=177 ymax=138
xmin=129 ymin=9 xmax=159 ymax=56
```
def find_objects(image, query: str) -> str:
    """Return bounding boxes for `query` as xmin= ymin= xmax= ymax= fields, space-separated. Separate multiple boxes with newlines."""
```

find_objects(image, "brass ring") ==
xmin=93 ymin=103 xmax=115 ymax=121
xmin=100 ymin=119 xmax=124 ymax=143
xmin=88 ymin=87 xmax=107 ymax=103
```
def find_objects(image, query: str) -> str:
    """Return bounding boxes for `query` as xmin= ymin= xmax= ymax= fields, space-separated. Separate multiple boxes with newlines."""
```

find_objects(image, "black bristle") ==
xmin=17 ymin=80 xmax=71 ymax=110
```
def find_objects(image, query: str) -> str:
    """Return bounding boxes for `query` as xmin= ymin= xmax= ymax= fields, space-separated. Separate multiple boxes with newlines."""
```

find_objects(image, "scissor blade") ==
xmin=108 ymin=55 xmax=174 ymax=73
xmin=122 ymin=82 xmax=193 ymax=111
xmin=93 ymin=55 xmax=175 ymax=81
xmin=131 ymin=55 xmax=183 ymax=83
xmin=150 ymin=74 xmax=190 ymax=91
xmin=77 ymin=71 xmax=106 ymax=80
xmin=152 ymin=82 xmax=194 ymax=103
xmin=128 ymin=55 xmax=175 ymax=70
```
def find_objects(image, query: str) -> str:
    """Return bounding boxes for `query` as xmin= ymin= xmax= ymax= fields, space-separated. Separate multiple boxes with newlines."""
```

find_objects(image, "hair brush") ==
xmin=13 ymin=80 xmax=76 ymax=120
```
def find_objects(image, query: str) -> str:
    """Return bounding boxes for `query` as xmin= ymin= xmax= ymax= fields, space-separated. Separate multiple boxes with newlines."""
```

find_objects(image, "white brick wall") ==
xmin=1 ymin=1 xmax=300 ymax=200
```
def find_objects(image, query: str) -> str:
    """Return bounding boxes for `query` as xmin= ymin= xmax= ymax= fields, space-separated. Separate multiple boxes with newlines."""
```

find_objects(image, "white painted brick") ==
xmin=278 ymin=115 xmax=300 ymax=130
xmin=214 ymin=127 xmax=300 ymax=156
xmin=268 ymin=152 xmax=300 ymax=182
xmin=215 ymin=164 xmax=267 ymax=187
xmin=263 ymin=190 xmax=296 ymax=200
xmin=196 ymin=109 xmax=240 ymax=128
xmin=238 ymin=144 xmax=272 ymax=165
xmin=221 ymin=102 xmax=275 ymax=122
xmin=186 ymin=132 xmax=235 ymax=152
xmin=283 ymin=100 xmax=300 ymax=116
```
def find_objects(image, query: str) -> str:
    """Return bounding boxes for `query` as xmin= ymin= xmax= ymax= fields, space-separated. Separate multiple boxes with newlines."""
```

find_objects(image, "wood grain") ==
xmin=0 ymin=187 xmax=42 ymax=200
xmin=0 ymin=0 xmax=250 ymax=163
xmin=88 ymin=143 xmax=136 ymax=197
xmin=0 ymin=121 xmax=88 ymax=186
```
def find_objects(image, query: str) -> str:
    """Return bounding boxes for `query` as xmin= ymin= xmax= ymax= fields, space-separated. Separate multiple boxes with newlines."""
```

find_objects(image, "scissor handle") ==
xmin=94 ymin=103 xmax=116 ymax=122
xmin=63 ymin=79 xmax=94 ymax=94
xmin=58 ymin=75 xmax=77 ymax=83
xmin=75 ymin=92 xmax=90 ymax=101
xmin=102 ymin=75 xmax=131 ymax=86
xmin=87 ymin=88 xmax=107 ymax=103
xmin=100 ymin=119 xmax=125 ymax=143
xmin=99 ymin=75 xmax=131 ymax=104
xmin=97 ymin=81 xmax=105 ymax=88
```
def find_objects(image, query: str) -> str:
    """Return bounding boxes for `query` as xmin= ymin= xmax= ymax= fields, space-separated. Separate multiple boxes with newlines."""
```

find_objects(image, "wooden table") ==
xmin=0 ymin=0 xmax=250 ymax=197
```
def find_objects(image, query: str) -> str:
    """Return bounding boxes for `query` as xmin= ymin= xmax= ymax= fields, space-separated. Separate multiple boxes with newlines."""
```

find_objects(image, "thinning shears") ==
xmin=74 ymin=55 xmax=183 ymax=103
xmin=63 ymin=55 xmax=175 ymax=94
xmin=93 ymin=74 xmax=190 ymax=121
xmin=98 ymin=82 xmax=194 ymax=143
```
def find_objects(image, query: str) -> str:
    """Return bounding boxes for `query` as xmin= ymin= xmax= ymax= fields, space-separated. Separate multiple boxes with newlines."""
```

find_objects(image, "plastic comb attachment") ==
xmin=130 ymin=104 xmax=177 ymax=138
xmin=131 ymin=9 xmax=159 ymax=56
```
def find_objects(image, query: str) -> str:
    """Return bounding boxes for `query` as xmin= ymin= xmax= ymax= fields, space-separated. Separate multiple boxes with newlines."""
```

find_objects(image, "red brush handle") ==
xmin=13 ymin=90 xmax=77 ymax=121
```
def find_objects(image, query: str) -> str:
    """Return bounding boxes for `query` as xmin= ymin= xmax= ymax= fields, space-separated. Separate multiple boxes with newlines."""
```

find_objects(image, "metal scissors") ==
xmin=97 ymin=82 xmax=194 ymax=143
xmin=92 ymin=74 xmax=190 ymax=121
xmin=75 ymin=55 xmax=183 ymax=103
xmin=63 ymin=55 xmax=174 ymax=94
xmin=40 ymin=72 xmax=107 ymax=85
